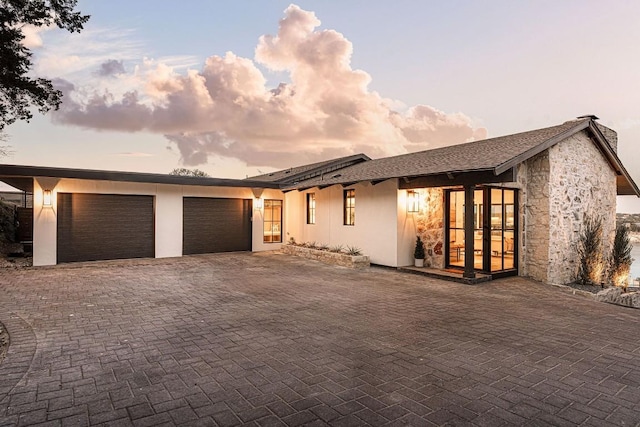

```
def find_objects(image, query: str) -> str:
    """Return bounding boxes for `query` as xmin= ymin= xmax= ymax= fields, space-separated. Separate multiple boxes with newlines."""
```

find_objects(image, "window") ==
xmin=263 ymin=199 xmax=282 ymax=243
xmin=306 ymin=193 xmax=316 ymax=224
xmin=343 ymin=189 xmax=355 ymax=225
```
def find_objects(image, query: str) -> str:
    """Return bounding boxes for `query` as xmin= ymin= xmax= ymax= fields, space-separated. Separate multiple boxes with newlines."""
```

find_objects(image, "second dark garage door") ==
xmin=57 ymin=193 xmax=155 ymax=263
xmin=183 ymin=197 xmax=252 ymax=255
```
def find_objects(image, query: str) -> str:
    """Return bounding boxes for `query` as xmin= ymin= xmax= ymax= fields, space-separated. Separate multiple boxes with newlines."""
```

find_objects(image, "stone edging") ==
xmin=549 ymin=283 xmax=640 ymax=309
xmin=594 ymin=287 xmax=640 ymax=309
xmin=282 ymin=245 xmax=370 ymax=268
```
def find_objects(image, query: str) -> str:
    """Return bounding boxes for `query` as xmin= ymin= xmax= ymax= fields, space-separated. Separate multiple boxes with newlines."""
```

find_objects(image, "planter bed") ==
xmin=282 ymin=245 xmax=370 ymax=269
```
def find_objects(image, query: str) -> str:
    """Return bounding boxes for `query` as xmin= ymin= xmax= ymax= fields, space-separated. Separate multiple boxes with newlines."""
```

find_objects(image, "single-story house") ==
xmin=1 ymin=115 xmax=638 ymax=285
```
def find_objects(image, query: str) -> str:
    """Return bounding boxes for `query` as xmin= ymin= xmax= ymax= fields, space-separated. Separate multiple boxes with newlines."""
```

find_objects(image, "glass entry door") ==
xmin=447 ymin=189 xmax=484 ymax=270
xmin=446 ymin=187 xmax=517 ymax=273
xmin=490 ymin=188 xmax=516 ymax=272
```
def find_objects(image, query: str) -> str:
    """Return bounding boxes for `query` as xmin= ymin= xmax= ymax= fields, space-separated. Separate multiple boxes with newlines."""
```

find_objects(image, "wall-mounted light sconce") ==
xmin=407 ymin=190 xmax=419 ymax=213
xmin=254 ymin=198 xmax=263 ymax=209
xmin=43 ymin=189 xmax=52 ymax=207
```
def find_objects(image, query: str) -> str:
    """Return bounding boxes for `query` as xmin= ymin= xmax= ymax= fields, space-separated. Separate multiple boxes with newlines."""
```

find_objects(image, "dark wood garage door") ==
xmin=183 ymin=197 xmax=252 ymax=255
xmin=57 ymin=193 xmax=155 ymax=263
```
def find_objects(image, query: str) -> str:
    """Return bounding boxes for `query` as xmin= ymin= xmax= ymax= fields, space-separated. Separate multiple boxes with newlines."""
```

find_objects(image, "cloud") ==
xmin=51 ymin=4 xmax=486 ymax=168
xmin=115 ymin=152 xmax=154 ymax=157
xmin=21 ymin=25 xmax=50 ymax=48
xmin=96 ymin=59 xmax=126 ymax=77
xmin=34 ymin=28 xmax=146 ymax=79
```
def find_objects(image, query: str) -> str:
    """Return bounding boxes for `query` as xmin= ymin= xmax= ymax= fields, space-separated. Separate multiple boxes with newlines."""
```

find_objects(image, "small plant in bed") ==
xmin=346 ymin=246 xmax=362 ymax=256
xmin=330 ymin=245 xmax=344 ymax=253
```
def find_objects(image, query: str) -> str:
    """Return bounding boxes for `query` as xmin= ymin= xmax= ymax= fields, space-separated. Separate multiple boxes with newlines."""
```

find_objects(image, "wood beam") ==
xmin=398 ymin=168 xmax=516 ymax=189
xmin=463 ymin=184 xmax=476 ymax=279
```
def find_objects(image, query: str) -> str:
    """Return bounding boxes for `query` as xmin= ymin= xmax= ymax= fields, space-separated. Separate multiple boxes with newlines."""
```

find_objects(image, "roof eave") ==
xmin=586 ymin=122 xmax=640 ymax=197
xmin=0 ymin=164 xmax=282 ymax=189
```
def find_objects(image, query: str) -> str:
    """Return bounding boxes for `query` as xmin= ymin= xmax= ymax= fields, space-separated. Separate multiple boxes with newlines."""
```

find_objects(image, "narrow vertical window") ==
xmin=306 ymin=193 xmax=316 ymax=224
xmin=343 ymin=189 xmax=355 ymax=226
xmin=263 ymin=199 xmax=282 ymax=243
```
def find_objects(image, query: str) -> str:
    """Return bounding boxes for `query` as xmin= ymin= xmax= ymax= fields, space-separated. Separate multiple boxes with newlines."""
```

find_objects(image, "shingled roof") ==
xmin=248 ymin=153 xmax=370 ymax=184
xmin=285 ymin=117 xmax=639 ymax=196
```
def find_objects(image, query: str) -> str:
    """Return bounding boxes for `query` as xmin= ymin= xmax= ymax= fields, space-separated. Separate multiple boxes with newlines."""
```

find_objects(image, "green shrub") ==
xmin=414 ymin=236 xmax=425 ymax=259
xmin=0 ymin=201 xmax=16 ymax=244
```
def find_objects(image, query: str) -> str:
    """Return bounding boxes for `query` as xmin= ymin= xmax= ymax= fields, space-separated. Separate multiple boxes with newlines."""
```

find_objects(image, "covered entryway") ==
xmin=183 ymin=197 xmax=252 ymax=255
xmin=57 ymin=193 xmax=155 ymax=263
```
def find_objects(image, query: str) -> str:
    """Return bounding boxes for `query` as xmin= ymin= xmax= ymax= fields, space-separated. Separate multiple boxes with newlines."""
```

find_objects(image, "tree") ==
xmin=0 ymin=132 xmax=12 ymax=157
xmin=169 ymin=168 xmax=210 ymax=177
xmin=0 ymin=0 xmax=90 ymax=129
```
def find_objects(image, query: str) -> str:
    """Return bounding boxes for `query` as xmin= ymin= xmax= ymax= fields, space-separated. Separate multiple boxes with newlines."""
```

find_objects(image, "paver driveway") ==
xmin=1 ymin=252 xmax=639 ymax=427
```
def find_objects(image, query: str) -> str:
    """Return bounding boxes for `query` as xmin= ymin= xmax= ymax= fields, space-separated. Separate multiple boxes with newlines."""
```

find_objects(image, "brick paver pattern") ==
xmin=1 ymin=252 xmax=639 ymax=426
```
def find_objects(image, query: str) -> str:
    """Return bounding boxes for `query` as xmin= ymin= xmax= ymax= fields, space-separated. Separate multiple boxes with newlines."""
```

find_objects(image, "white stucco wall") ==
xmin=32 ymin=177 xmax=284 ymax=266
xmin=284 ymin=180 xmax=399 ymax=266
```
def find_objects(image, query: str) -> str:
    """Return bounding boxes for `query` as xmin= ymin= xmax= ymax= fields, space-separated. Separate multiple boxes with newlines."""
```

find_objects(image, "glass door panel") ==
xmin=448 ymin=191 xmax=465 ymax=268
xmin=473 ymin=189 xmax=483 ymax=270
xmin=447 ymin=190 xmax=484 ymax=269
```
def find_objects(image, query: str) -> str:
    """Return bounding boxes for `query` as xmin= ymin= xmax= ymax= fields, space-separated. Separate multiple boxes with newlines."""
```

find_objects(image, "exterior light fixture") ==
xmin=254 ymin=198 xmax=263 ymax=209
xmin=407 ymin=190 xmax=419 ymax=213
xmin=43 ymin=189 xmax=52 ymax=207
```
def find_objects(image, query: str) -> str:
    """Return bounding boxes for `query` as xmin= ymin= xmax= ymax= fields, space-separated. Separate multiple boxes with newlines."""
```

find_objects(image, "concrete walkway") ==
xmin=0 ymin=252 xmax=639 ymax=426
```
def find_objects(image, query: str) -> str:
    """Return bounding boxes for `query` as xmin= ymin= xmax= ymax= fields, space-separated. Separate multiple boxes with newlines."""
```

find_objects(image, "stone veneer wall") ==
xmin=546 ymin=131 xmax=616 ymax=284
xmin=521 ymin=151 xmax=551 ymax=282
xmin=415 ymin=188 xmax=445 ymax=269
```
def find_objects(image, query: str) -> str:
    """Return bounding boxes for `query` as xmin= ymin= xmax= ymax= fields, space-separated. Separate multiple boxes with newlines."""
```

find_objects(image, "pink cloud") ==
xmin=52 ymin=4 xmax=486 ymax=167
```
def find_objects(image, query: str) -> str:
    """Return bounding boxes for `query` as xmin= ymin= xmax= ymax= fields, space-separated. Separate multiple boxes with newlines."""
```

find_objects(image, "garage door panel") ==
xmin=57 ymin=193 xmax=155 ymax=263
xmin=183 ymin=198 xmax=252 ymax=255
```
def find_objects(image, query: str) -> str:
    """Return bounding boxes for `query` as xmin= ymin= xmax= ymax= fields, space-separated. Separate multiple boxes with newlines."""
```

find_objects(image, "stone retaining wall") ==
xmin=282 ymin=245 xmax=370 ymax=269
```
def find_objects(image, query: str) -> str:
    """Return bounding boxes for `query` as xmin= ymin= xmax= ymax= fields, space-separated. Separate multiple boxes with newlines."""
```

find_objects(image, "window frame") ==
xmin=306 ymin=193 xmax=316 ymax=225
xmin=343 ymin=189 xmax=355 ymax=226
xmin=263 ymin=199 xmax=283 ymax=243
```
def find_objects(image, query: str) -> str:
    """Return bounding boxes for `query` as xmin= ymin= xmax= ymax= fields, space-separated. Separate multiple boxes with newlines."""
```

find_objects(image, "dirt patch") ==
xmin=564 ymin=282 xmax=605 ymax=294
xmin=0 ymin=321 xmax=8 ymax=365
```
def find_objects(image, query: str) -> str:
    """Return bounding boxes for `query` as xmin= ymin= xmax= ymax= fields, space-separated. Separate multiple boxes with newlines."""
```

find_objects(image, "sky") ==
xmin=3 ymin=0 xmax=640 ymax=211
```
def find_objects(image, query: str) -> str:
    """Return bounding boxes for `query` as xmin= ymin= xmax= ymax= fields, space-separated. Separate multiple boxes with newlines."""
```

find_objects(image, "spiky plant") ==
xmin=346 ymin=246 xmax=362 ymax=256
xmin=609 ymin=225 xmax=633 ymax=290
xmin=576 ymin=215 xmax=604 ymax=286
xmin=330 ymin=245 xmax=344 ymax=253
